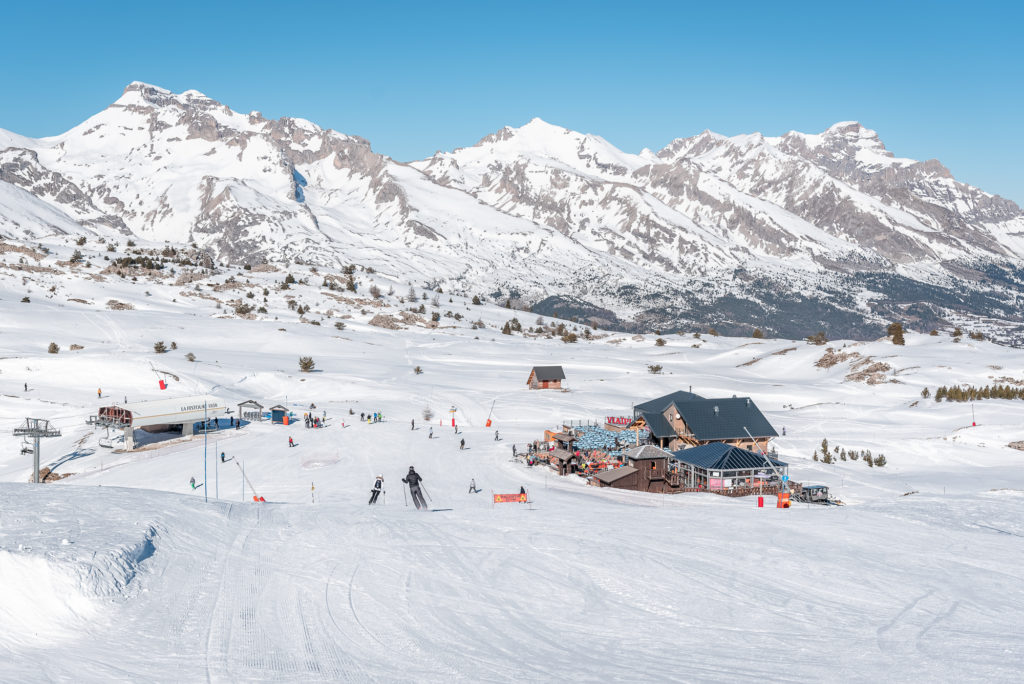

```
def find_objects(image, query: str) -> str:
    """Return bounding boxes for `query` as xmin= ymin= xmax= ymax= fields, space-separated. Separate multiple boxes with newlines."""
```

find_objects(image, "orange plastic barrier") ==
xmin=493 ymin=493 xmax=528 ymax=504
xmin=777 ymin=492 xmax=790 ymax=508
xmin=283 ymin=415 xmax=289 ymax=426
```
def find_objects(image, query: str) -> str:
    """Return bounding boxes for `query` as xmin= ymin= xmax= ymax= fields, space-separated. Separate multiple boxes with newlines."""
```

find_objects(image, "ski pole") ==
xmin=420 ymin=484 xmax=433 ymax=503
xmin=403 ymin=483 xmax=408 ymax=506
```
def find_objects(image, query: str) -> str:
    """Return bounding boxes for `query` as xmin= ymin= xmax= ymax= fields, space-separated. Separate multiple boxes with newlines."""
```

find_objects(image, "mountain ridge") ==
xmin=2 ymin=82 xmax=1023 ymax=341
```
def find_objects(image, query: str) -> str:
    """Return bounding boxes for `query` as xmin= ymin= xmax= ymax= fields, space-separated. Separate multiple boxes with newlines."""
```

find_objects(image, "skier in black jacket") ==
xmin=402 ymin=466 xmax=427 ymax=510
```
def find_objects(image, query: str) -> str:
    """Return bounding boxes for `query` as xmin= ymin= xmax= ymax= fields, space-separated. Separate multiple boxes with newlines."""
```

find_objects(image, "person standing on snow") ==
xmin=288 ymin=436 xmax=295 ymax=448
xmin=469 ymin=478 xmax=479 ymax=494
xmin=403 ymin=467 xmax=427 ymax=510
xmin=411 ymin=418 xmax=415 ymax=430
xmin=428 ymin=427 xmax=433 ymax=439
xmin=97 ymin=388 xmax=102 ymax=399
xmin=369 ymin=475 xmax=384 ymax=505
xmin=460 ymin=438 xmax=465 ymax=450
xmin=494 ymin=430 xmax=499 ymax=441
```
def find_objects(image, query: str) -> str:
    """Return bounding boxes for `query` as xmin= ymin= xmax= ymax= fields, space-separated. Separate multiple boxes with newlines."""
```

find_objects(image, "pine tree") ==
xmin=502 ymin=322 xmax=512 ymax=335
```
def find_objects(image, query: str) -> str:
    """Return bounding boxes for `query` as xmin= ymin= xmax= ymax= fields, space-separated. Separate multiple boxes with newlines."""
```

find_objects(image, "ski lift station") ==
xmin=92 ymin=395 xmax=228 ymax=450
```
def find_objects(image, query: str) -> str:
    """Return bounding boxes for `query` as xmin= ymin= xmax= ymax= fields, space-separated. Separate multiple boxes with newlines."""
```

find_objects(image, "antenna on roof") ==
xmin=713 ymin=406 xmax=719 ymax=415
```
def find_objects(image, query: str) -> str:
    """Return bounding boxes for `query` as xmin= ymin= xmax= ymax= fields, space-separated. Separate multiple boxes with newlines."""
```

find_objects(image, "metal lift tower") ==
xmin=13 ymin=418 xmax=62 ymax=483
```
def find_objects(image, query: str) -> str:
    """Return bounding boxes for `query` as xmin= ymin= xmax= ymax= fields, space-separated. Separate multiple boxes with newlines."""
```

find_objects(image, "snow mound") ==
xmin=0 ymin=551 xmax=97 ymax=648
xmin=0 ymin=518 xmax=158 ymax=651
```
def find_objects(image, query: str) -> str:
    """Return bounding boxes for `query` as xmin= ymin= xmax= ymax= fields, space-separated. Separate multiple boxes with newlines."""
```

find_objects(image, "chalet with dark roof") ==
xmin=671 ymin=443 xmax=788 ymax=492
xmin=632 ymin=390 xmax=777 ymax=452
xmin=527 ymin=365 xmax=565 ymax=390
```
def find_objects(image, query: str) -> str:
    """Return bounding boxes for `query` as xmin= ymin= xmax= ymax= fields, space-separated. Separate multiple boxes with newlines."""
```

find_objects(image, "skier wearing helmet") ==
xmin=369 ymin=475 xmax=384 ymax=505
xmin=402 ymin=466 xmax=427 ymax=510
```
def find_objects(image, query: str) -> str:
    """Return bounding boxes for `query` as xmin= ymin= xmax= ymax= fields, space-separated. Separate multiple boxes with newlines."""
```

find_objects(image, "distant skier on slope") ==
xmin=460 ymin=438 xmax=465 ymax=450
xmin=402 ymin=466 xmax=427 ymax=510
xmin=469 ymin=478 xmax=480 ymax=494
xmin=369 ymin=475 xmax=384 ymax=505
xmin=428 ymin=427 xmax=433 ymax=439
xmin=288 ymin=436 xmax=295 ymax=448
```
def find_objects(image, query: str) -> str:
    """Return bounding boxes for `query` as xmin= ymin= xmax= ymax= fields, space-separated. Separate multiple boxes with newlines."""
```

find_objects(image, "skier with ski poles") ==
xmin=460 ymin=438 xmax=465 ymax=450
xmin=369 ymin=475 xmax=384 ymax=505
xmin=402 ymin=466 xmax=428 ymax=510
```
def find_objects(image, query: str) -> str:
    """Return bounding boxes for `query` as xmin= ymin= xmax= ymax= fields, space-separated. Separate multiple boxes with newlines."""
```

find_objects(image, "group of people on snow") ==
xmin=361 ymin=411 xmax=384 ymax=424
xmin=304 ymin=413 xmax=324 ymax=428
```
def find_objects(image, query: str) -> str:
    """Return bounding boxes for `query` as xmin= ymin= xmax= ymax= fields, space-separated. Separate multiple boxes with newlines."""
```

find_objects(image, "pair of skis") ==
xmin=403 ymin=482 xmax=444 ymax=511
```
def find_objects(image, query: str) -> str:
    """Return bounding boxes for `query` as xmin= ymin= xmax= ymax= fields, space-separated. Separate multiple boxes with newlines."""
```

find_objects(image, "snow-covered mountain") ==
xmin=3 ymin=82 xmax=1024 ymax=340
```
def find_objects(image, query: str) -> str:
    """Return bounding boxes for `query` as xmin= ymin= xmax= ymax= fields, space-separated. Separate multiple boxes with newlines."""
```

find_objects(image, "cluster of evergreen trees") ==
xmin=812 ymin=438 xmax=886 ymax=467
xmin=113 ymin=255 xmax=165 ymax=270
xmin=932 ymin=384 xmax=1024 ymax=402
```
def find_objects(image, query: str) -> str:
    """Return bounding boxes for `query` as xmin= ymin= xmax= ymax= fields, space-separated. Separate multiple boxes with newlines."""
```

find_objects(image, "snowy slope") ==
xmin=2 ymin=254 xmax=1024 ymax=680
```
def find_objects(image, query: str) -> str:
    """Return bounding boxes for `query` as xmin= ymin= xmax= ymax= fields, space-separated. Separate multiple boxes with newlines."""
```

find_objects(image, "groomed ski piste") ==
xmin=2 ymin=295 xmax=1024 ymax=681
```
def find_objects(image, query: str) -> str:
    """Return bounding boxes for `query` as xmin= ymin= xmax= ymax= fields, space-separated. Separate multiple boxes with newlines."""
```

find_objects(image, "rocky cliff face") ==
xmin=2 ymin=83 xmax=1024 ymax=340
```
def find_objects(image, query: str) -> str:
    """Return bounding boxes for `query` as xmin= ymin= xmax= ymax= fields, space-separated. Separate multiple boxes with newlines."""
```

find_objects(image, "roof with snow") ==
xmin=530 ymin=366 xmax=565 ymax=381
xmin=625 ymin=445 xmax=671 ymax=461
xmin=671 ymin=443 xmax=787 ymax=471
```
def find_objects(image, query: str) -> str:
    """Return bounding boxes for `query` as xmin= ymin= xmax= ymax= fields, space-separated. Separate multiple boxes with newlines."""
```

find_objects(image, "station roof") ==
xmin=103 ymin=395 xmax=228 ymax=427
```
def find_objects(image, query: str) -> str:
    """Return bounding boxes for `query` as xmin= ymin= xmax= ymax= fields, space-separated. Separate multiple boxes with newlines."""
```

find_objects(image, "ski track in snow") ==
xmin=2 ymin=298 xmax=1024 ymax=680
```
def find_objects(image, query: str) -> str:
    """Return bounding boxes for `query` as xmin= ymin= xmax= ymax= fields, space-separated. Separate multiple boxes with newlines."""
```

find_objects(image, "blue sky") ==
xmin=2 ymin=1 xmax=1022 ymax=203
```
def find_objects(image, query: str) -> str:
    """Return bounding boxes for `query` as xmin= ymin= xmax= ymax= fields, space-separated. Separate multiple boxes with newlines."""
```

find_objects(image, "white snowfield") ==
xmin=2 ymin=288 xmax=1024 ymax=680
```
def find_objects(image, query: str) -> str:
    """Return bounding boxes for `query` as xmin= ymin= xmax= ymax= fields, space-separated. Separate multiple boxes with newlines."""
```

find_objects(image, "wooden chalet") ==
xmin=527 ymin=366 xmax=565 ymax=390
xmin=631 ymin=390 xmax=777 ymax=452
xmin=595 ymin=445 xmax=679 ymax=493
